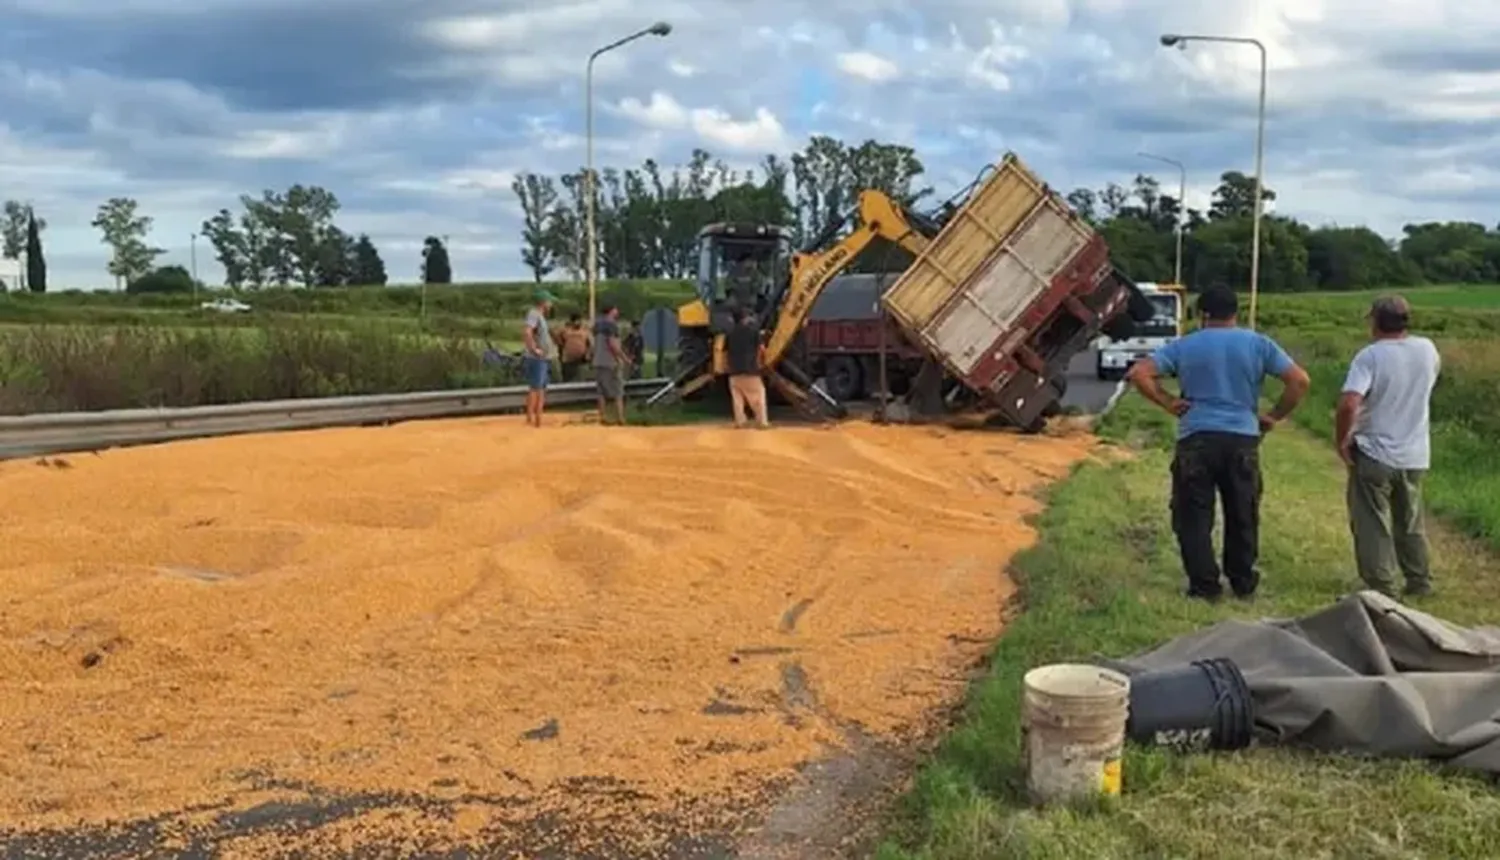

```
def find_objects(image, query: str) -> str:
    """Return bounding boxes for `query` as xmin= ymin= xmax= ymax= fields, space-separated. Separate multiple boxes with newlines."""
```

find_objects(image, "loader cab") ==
xmin=693 ymin=223 xmax=793 ymax=332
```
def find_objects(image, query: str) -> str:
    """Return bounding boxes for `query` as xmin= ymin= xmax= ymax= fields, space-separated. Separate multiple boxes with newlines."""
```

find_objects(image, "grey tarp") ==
xmin=1106 ymin=591 xmax=1500 ymax=773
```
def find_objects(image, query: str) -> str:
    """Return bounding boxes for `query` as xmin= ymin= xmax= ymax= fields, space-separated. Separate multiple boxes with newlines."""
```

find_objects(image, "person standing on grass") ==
xmin=1336 ymin=295 xmax=1441 ymax=600
xmin=726 ymin=307 xmax=770 ymax=429
xmin=555 ymin=313 xmax=592 ymax=383
xmin=1127 ymin=285 xmax=1311 ymax=602
xmin=593 ymin=303 xmax=631 ymax=425
xmin=623 ymin=320 xmax=645 ymax=379
xmin=521 ymin=289 xmax=557 ymax=428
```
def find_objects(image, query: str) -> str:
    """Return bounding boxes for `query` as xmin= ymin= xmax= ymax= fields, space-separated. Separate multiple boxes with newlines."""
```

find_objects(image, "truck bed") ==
xmin=879 ymin=153 xmax=1112 ymax=397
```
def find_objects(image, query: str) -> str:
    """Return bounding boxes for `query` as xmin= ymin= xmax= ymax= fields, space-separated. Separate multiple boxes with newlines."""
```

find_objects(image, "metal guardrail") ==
xmin=0 ymin=377 xmax=670 ymax=460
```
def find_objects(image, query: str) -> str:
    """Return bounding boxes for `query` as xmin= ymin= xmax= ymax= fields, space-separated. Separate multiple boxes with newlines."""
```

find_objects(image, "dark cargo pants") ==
xmin=1347 ymin=446 xmax=1431 ymax=596
xmin=1171 ymin=432 xmax=1263 ymax=598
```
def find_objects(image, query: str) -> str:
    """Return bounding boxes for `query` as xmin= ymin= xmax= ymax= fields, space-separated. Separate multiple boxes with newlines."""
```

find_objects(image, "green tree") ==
xmin=547 ymin=170 xmax=589 ymax=282
xmin=1304 ymin=226 xmax=1419 ymax=290
xmin=2 ymin=201 xmax=44 ymax=291
xmin=1066 ymin=188 xmax=1099 ymax=224
xmin=421 ymin=236 xmax=452 ymax=284
xmin=127 ymin=264 xmax=195 ymax=294
xmin=512 ymin=173 xmax=559 ymax=282
xmin=350 ymin=234 xmax=387 ymax=286
xmin=25 ymin=212 xmax=45 ymax=293
xmin=91 ymin=197 xmax=164 ymax=290
xmin=1208 ymin=171 xmax=1276 ymax=220
xmin=313 ymin=226 xmax=356 ymax=286
xmin=201 ymin=209 xmax=249 ymax=289
xmin=281 ymin=184 xmax=342 ymax=287
xmin=1398 ymin=222 xmax=1497 ymax=283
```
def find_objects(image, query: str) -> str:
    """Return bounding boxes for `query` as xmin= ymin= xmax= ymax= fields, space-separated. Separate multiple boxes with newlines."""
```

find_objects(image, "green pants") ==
xmin=1347 ymin=447 xmax=1431 ymax=594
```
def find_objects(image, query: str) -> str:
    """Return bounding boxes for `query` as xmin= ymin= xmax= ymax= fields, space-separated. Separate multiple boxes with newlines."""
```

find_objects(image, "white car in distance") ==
xmin=200 ymin=298 xmax=252 ymax=314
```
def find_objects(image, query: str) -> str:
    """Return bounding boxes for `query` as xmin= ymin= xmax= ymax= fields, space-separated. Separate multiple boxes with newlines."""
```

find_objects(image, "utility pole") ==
xmin=585 ymin=21 xmax=673 ymax=320
xmin=1137 ymin=152 xmax=1186 ymax=286
xmin=1160 ymin=33 xmax=1267 ymax=329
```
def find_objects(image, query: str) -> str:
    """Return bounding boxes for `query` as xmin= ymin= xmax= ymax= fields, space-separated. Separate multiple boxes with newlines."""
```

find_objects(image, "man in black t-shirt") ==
xmin=725 ymin=308 xmax=769 ymax=429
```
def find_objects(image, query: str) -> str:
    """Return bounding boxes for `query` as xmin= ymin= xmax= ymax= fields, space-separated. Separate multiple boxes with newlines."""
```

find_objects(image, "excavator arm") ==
xmin=762 ymin=190 xmax=933 ymax=368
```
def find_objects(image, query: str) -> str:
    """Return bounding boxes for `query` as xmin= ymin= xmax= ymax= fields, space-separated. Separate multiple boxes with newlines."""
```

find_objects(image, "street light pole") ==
xmin=1137 ymin=152 xmax=1186 ymax=286
xmin=1160 ymin=33 xmax=1267 ymax=329
xmin=189 ymin=233 xmax=199 ymax=295
xmin=586 ymin=21 xmax=673 ymax=322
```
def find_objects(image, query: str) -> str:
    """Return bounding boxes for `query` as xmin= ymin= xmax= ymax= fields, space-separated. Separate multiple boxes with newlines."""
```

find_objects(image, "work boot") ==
xmin=1402 ymin=581 xmax=1434 ymax=599
xmin=1184 ymin=588 xmax=1223 ymax=604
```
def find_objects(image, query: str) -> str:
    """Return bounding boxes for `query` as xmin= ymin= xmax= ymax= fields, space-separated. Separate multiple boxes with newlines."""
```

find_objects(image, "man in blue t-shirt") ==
xmin=1127 ymin=286 xmax=1311 ymax=601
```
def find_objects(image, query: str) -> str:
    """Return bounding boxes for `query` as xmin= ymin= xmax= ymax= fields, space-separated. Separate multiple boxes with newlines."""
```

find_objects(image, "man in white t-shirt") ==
xmin=1335 ymin=295 xmax=1441 ymax=598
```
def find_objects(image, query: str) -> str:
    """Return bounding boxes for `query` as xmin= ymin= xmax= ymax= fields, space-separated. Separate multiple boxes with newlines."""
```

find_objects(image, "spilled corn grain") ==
xmin=0 ymin=414 xmax=1095 ymax=854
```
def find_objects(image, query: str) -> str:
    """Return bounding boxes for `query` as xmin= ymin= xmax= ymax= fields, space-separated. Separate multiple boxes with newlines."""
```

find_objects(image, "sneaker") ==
xmin=1184 ymin=589 xmax=1223 ymax=604
xmin=1402 ymin=582 xmax=1434 ymax=598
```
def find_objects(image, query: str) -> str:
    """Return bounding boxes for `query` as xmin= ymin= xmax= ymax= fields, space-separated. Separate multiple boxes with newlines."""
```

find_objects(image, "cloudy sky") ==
xmin=1 ymin=0 xmax=1497 ymax=289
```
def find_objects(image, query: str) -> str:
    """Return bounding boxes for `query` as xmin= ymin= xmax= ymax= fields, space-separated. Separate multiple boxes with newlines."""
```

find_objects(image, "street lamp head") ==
xmin=1160 ymin=34 xmax=1184 ymax=48
xmin=648 ymin=21 xmax=672 ymax=36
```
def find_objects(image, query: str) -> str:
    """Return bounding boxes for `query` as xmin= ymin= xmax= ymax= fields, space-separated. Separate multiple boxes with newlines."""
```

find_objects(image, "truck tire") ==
xmin=1038 ymin=373 xmax=1067 ymax=418
xmin=824 ymin=355 xmax=864 ymax=402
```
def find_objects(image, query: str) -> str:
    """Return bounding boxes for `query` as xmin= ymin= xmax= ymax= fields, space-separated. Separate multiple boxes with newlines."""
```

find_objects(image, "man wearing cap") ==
xmin=1128 ymin=285 xmax=1311 ymax=602
xmin=1336 ymin=295 xmax=1441 ymax=599
xmin=521 ymin=290 xmax=556 ymax=427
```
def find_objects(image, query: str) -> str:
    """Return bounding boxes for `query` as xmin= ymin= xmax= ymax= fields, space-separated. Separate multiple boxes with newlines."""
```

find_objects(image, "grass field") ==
xmin=0 ymin=280 xmax=698 ymax=413
xmin=881 ymin=283 xmax=1500 ymax=858
xmin=878 ymin=396 xmax=1500 ymax=859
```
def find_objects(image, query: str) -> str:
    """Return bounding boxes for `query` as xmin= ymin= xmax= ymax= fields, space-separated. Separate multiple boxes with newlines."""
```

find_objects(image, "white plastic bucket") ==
xmin=1021 ymin=663 xmax=1131 ymax=805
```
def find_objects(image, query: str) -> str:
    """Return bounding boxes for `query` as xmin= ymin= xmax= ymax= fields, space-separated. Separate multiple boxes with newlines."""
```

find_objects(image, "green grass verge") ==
xmin=877 ymin=394 xmax=1500 ymax=859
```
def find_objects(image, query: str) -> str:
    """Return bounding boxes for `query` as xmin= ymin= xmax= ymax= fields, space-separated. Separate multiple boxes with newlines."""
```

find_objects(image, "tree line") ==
xmin=1 ymin=189 xmax=463 ymax=294
xmin=511 ymin=136 xmax=930 ymax=282
xmin=511 ymin=137 xmax=1500 ymax=293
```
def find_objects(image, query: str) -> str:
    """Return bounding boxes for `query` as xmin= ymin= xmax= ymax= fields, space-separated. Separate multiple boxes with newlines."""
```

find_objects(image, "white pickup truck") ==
xmin=1095 ymin=283 xmax=1184 ymax=381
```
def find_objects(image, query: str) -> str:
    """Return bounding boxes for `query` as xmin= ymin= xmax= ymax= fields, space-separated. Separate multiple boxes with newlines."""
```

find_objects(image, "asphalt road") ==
xmin=1061 ymin=349 xmax=1125 ymax=414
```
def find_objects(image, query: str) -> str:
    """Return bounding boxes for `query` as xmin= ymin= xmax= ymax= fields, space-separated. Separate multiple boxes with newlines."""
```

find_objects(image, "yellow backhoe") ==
xmin=648 ymin=189 xmax=943 ymax=413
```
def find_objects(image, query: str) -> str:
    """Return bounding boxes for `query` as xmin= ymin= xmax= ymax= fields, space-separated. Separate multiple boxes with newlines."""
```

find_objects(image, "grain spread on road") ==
xmin=0 ymin=415 xmax=1095 ymax=855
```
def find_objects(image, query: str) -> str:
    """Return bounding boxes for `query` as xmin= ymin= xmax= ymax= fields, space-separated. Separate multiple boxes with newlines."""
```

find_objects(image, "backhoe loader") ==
xmin=647 ymin=189 xmax=945 ymax=414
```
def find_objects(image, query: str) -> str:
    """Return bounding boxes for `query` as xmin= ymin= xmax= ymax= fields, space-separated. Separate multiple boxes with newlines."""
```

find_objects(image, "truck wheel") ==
xmin=824 ymin=356 xmax=864 ymax=402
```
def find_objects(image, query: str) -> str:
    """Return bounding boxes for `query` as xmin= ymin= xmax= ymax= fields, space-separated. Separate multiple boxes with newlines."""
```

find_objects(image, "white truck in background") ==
xmin=1095 ymin=282 xmax=1185 ymax=380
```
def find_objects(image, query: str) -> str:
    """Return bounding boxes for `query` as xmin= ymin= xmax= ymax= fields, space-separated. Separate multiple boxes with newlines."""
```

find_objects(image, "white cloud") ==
xmin=617 ymin=92 xmax=791 ymax=152
xmin=836 ymin=51 xmax=900 ymax=82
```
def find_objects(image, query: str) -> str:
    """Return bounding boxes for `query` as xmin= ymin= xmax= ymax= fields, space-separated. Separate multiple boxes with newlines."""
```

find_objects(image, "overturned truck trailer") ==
xmin=879 ymin=152 xmax=1149 ymax=429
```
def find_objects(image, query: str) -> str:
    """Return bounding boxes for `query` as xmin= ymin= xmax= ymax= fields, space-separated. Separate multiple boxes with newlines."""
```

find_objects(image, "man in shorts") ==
xmin=593 ymin=303 xmax=631 ymax=424
xmin=521 ymin=290 xmax=556 ymax=427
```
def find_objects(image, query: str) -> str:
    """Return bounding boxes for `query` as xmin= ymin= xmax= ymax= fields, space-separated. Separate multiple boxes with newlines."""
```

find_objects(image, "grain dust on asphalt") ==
xmin=0 ymin=413 xmax=1096 ymax=857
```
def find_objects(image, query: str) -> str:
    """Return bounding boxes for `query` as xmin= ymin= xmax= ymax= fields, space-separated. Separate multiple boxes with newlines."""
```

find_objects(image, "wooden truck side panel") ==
xmin=879 ymin=152 xmax=1108 ymax=397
